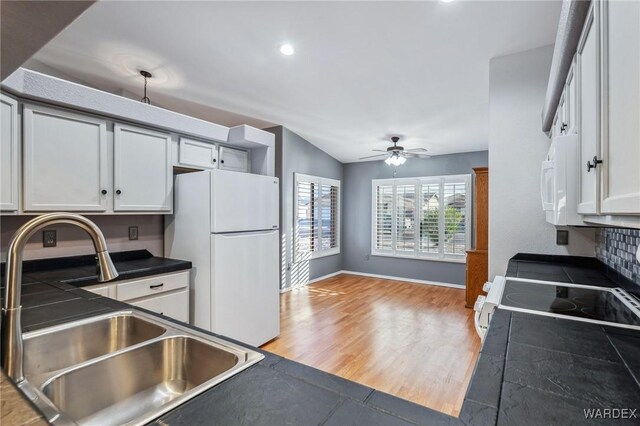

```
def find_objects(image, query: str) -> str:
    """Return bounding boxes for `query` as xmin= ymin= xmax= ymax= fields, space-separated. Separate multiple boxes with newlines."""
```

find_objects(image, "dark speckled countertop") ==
xmin=3 ymin=253 xmax=640 ymax=425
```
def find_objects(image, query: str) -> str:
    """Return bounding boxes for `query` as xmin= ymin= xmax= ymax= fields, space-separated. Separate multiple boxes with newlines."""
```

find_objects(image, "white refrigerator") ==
xmin=165 ymin=169 xmax=280 ymax=346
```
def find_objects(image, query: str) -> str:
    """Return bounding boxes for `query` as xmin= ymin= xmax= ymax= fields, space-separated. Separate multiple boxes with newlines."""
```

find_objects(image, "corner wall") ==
xmin=488 ymin=45 xmax=596 ymax=279
xmin=342 ymin=151 xmax=488 ymax=286
xmin=268 ymin=126 xmax=344 ymax=290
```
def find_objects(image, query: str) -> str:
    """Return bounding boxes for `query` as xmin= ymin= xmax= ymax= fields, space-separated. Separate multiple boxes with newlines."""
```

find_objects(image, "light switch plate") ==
xmin=556 ymin=230 xmax=569 ymax=245
xmin=128 ymin=226 xmax=139 ymax=241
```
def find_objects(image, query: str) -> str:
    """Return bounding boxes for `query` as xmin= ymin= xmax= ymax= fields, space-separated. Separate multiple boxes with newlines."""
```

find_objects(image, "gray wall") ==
xmin=342 ymin=151 xmax=488 ymax=286
xmin=268 ymin=126 xmax=344 ymax=290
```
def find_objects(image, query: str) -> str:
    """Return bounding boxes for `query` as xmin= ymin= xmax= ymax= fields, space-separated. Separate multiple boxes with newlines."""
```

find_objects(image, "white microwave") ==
xmin=540 ymin=134 xmax=584 ymax=226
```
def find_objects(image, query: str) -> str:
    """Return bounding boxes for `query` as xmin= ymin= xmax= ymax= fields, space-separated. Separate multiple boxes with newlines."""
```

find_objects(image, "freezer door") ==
xmin=211 ymin=230 xmax=280 ymax=346
xmin=210 ymin=169 xmax=279 ymax=233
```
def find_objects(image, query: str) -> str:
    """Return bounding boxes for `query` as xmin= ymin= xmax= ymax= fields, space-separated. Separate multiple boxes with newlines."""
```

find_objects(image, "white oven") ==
xmin=540 ymin=134 xmax=584 ymax=226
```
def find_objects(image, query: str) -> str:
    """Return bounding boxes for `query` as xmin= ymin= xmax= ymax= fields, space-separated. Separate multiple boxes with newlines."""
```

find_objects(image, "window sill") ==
xmin=295 ymin=248 xmax=341 ymax=262
xmin=370 ymin=252 xmax=467 ymax=264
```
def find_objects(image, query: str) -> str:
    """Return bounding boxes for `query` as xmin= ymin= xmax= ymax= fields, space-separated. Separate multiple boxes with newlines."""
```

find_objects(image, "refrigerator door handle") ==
xmin=216 ymin=229 xmax=279 ymax=238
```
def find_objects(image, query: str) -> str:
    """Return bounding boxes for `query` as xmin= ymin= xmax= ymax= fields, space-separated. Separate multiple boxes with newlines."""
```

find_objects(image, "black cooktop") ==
xmin=501 ymin=279 xmax=640 ymax=327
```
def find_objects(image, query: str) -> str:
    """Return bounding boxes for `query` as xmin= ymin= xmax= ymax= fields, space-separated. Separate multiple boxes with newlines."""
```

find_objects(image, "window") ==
xmin=295 ymin=173 xmax=340 ymax=260
xmin=372 ymin=174 xmax=471 ymax=262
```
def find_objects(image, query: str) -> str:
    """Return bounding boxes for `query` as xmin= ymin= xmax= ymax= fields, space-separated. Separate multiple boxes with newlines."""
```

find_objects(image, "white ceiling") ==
xmin=29 ymin=0 xmax=561 ymax=163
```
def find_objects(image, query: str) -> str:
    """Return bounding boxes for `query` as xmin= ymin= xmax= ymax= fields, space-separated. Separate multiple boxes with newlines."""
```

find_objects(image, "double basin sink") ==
xmin=19 ymin=310 xmax=264 ymax=425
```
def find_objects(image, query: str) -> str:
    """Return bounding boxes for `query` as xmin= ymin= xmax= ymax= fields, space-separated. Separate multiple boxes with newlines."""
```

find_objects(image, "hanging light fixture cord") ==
xmin=140 ymin=70 xmax=152 ymax=104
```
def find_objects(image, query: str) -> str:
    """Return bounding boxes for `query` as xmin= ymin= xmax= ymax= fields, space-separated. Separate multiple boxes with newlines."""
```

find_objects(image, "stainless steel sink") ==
xmin=24 ymin=313 xmax=166 ymax=377
xmin=18 ymin=310 xmax=264 ymax=426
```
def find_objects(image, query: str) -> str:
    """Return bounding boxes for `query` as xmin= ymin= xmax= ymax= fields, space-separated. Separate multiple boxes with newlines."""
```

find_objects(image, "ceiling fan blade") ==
xmin=406 ymin=148 xmax=429 ymax=153
xmin=403 ymin=152 xmax=431 ymax=158
xmin=372 ymin=149 xmax=388 ymax=152
xmin=359 ymin=153 xmax=389 ymax=160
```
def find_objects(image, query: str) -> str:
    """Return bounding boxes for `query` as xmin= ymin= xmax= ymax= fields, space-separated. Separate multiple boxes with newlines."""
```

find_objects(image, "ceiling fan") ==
xmin=359 ymin=136 xmax=430 ymax=166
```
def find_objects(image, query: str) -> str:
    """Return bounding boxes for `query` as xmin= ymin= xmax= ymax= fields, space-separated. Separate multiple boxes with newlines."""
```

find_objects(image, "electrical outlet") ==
xmin=556 ymin=230 xmax=569 ymax=245
xmin=128 ymin=226 xmax=139 ymax=241
xmin=365 ymin=254 xmax=370 ymax=261
xmin=43 ymin=230 xmax=57 ymax=247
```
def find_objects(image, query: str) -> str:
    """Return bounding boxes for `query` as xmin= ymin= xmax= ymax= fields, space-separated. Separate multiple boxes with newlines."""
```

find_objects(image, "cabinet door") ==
xmin=179 ymin=137 xmax=218 ymax=169
xmin=114 ymin=123 xmax=172 ymax=212
xmin=576 ymin=4 xmax=600 ymax=215
xmin=565 ymin=61 xmax=578 ymax=135
xmin=1 ymin=95 xmax=19 ymax=211
xmin=129 ymin=289 xmax=189 ymax=322
xmin=23 ymin=105 xmax=108 ymax=212
xmin=558 ymin=93 xmax=567 ymax=135
xmin=600 ymin=0 xmax=640 ymax=214
xmin=218 ymin=146 xmax=249 ymax=173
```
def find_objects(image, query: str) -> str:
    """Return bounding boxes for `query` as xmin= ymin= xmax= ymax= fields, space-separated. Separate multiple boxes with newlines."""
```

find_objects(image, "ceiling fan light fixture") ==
xmin=385 ymin=154 xmax=406 ymax=166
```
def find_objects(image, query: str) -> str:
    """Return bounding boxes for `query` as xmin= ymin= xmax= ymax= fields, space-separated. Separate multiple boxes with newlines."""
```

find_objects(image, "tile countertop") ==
xmin=3 ymin=252 xmax=639 ymax=425
xmin=467 ymin=254 xmax=640 ymax=425
xmin=0 ymin=253 xmax=482 ymax=426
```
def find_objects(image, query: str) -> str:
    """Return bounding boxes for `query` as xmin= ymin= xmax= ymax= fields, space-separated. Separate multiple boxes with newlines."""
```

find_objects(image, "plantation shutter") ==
xmin=443 ymin=180 xmax=467 ymax=255
xmin=395 ymin=184 xmax=416 ymax=253
xmin=296 ymin=180 xmax=317 ymax=256
xmin=375 ymin=185 xmax=394 ymax=251
xmin=295 ymin=173 xmax=341 ymax=260
xmin=419 ymin=182 xmax=441 ymax=254
xmin=320 ymin=183 xmax=339 ymax=250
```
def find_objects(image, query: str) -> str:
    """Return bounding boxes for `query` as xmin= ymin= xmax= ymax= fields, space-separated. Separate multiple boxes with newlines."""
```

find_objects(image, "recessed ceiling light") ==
xmin=279 ymin=44 xmax=295 ymax=56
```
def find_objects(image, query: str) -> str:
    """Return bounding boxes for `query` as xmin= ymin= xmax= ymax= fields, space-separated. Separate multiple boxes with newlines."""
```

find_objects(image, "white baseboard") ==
xmin=308 ymin=270 xmax=344 ymax=284
xmin=279 ymin=270 xmax=464 ymax=291
xmin=340 ymin=270 xmax=464 ymax=289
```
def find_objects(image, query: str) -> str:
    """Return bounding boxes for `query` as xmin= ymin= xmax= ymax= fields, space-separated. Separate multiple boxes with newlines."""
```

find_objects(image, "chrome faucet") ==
xmin=1 ymin=213 xmax=119 ymax=383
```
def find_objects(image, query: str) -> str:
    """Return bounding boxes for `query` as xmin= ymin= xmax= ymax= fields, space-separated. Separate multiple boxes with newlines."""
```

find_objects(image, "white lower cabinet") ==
xmin=129 ymin=289 xmax=189 ymax=323
xmin=85 ymin=271 xmax=189 ymax=322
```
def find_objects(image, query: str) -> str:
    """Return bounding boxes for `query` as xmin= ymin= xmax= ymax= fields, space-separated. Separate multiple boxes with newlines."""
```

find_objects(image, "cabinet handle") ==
xmin=101 ymin=189 xmax=107 ymax=195
xmin=220 ymin=160 xmax=225 ymax=164
xmin=586 ymin=156 xmax=603 ymax=172
xmin=212 ymin=158 xmax=217 ymax=163
xmin=116 ymin=189 xmax=122 ymax=195
xmin=149 ymin=283 xmax=164 ymax=289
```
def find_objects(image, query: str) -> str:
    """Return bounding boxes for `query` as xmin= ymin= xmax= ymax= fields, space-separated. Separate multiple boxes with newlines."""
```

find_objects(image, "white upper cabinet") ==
xmin=576 ymin=3 xmax=600 ymax=215
xmin=218 ymin=145 xmax=249 ymax=173
xmin=23 ymin=104 xmax=109 ymax=212
xmin=114 ymin=123 xmax=172 ymax=212
xmin=1 ymin=95 xmax=19 ymax=211
xmin=564 ymin=60 xmax=578 ymax=135
xmin=178 ymin=137 xmax=218 ymax=169
xmin=599 ymin=0 xmax=640 ymax=214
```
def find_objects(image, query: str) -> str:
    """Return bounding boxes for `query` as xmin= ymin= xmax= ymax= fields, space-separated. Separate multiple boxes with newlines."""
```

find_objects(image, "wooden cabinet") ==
xmin=466 ymin=167 xmax=488 ymax=308
xmin=218 ymin=145 xmax=249 ymax=173
xmin=178 ymin=137 xmax=218 ymax=169
xmin=1 ymin=94 xmax=19 ymax=211
xmin=576 ymin=3 xmax=600 ymax=215
xmin=23 ymin=104 xmax=109 ymax=212
xmin=599 ymin=0 xmax=640 ymax=214
xmin=114 ymin=123 xmax=172 ymax=212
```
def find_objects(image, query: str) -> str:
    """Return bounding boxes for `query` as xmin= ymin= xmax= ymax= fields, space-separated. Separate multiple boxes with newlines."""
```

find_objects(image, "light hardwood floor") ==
xmin=261 ymin=274 xmax=481 ymax=417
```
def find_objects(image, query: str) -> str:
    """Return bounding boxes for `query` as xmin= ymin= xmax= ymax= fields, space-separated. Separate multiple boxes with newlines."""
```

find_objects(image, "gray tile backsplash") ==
xmin=595 ymin=228 xmax=640 ymax=286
